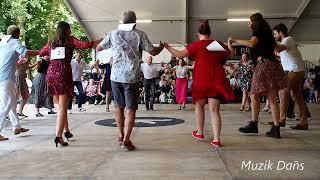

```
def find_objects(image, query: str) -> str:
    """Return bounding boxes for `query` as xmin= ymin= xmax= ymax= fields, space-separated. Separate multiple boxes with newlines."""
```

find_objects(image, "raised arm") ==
xmin=164 ymin=43 xmax=189 ymax=59
xmin=231 ymin=36 xmax=258 ymax=48
xmin=274 ymin=43 xmax=287 ymax=53
xmin=26 ymin=50 xmax=39 ymax=58
xmin=149 ymin=42 xmax=165 ymax=56
xmin=186 ymin=63 xmax=194 ymax=70
xmin=227 ymin=37 xmax=235 ymax=59
xmin=28 ymin=61 xmax=40 ymax=69
xmin=97 ymin=33 xmax=111 ymax=52
xmin=72 ymin=36 xmax=101 ymax=49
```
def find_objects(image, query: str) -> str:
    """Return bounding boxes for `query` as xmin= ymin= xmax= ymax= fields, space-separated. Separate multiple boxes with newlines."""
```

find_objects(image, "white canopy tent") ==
xmin=64 ymin=0 xmax=320 ymax=63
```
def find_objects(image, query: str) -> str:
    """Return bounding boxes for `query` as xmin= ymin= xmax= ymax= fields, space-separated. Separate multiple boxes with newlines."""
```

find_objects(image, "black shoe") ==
xmin=266 ymin=125 xmax=281 ymax=139
xmin=64 ymin=131 xmax=73 ymax=141
xmin=287 ymin=114 xmax=295 ymax=119
xmin=48 ymin=110 xmax=57 ymax=115
xmin=150 ymin=104 xmax=154 ymax=111
xmin=239 ymin=121 xmax=258 ymax=133
xmin=36 ymin=113 xmax=44 ymax=117
xmin=54 ymin=137 xmax=69 ymax=147
xmin=17 ymin=113 xmax=28 ymax=118
xmin=145 ymin=103 xmax=150 ymax=111
xmin=268 ymin=121 xmax=285 ymax=127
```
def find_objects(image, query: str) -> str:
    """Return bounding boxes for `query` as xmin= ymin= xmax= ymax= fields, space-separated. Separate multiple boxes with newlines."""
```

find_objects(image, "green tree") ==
xmin=0 ymin=0 xmax=92 ymax=63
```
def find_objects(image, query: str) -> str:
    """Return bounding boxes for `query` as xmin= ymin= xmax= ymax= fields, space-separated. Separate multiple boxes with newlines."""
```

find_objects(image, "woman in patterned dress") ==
xmin=16 ymin=57 xmax=39 ymax=118
xmin=236 ymin=53 xmax=253 ymax=111
xmin=39 ymin=21 xmax=101 ymax=147
xmin=229 ymin=13 xmax=287 ymax=139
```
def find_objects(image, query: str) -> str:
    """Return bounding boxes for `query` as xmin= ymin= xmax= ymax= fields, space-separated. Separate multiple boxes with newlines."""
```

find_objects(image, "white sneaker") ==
xmin=79 ymin=108 xmax=86 ymax=112
xmin=68 ymin=110 xmax=72 ymax=114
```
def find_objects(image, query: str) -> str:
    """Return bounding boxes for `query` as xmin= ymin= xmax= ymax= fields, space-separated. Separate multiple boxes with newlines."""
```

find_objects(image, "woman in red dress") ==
xmin=164 ymin=20 xmax=234 ymax=147
xmin=39 ymin=21 xmax=101 ymax=147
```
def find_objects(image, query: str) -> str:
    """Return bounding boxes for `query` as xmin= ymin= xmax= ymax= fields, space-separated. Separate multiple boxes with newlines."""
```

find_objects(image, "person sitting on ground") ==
xmin=159 ymin=80 xmax=172 ymax=103
xmin=85 ymin=79 xmax=98 ymax=104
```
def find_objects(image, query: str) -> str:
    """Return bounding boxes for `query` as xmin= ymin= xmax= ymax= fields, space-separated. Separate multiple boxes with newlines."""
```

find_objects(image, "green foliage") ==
xmin=0 ymin=0 xmax=92 ymax=63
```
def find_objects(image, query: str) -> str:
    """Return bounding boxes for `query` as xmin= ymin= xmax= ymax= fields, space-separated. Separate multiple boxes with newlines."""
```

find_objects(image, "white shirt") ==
xmin=175 ymin=66 xmax=188 ymax=78
xmin=140 ymin=63 xmax=161 ymax=79
xmin=70 ymin=59 xmax=90 ymax=81
xmin=279 ymin=37 xmax=305 ymax=72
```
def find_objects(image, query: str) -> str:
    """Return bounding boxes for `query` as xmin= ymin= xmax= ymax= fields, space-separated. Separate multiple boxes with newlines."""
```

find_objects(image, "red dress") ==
xmin=39 ymin=36 xmax=94 ymax=98
xmin=186 ymin=40 xmax=235 ymax=103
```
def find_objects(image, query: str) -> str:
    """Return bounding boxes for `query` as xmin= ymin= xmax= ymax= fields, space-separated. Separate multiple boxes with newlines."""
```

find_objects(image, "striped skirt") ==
xmin=31 ymin=73 xmax=54 ymax=109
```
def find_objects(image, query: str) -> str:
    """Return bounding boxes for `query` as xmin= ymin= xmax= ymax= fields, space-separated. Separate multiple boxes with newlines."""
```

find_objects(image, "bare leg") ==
xmin=106 ymin=91 xmax=111 ymax=109
xmin=208 ymin=98 xmax=221 ymax=142
xmin=195 ymin=99 xmax=206 ymax=135
xmin=115 ymin=108 xmax=125 ymax=138
xmin=124 ymin=109 xmax=136 ymax=142
xmin=241 ymin=90 xmax=247 ymax=109
xmin=18 ymin=94 xmax=29 ymax=114
xmin=246 ymin=91 xmax=251 ymax=109
xmin=267 ymin=89 xmax=280 ymax=126
xmin=56 ymin=95 xmax=68 ymax=142
xmin=251 ymin=93 xmax=260 ymax=122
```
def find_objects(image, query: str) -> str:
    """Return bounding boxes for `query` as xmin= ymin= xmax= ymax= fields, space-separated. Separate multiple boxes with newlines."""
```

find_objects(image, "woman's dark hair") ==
xmin=273 ymin=23 xmax=288 ymax=36
xmin=250 ymin=13 xmax=272 ymax=36
xmin=178 ymin=58 xmax=186 ymax=66
xmin=198 ymin=20 xmax=211 ymax=36
xmin=52 ymin=21 xmax=71 ymax=47
xmin=250 ymin=13 xmax=275 ymax=48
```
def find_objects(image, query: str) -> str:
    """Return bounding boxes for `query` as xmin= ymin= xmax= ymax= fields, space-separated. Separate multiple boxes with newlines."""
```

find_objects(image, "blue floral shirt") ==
xmin=99 ymin=29 xmax=154 ymax=83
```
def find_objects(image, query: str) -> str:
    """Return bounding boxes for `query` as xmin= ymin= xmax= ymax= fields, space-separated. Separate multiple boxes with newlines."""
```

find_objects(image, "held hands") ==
xmin=18 ymin=57 xmax=28 ymax=65
xmin=93 ymin=38 xmax=103 ymax=47
xmin=227 ymin=37 xmax=233 ymax=44
xmin=159 ymin=41 xmax=165 ymax=49
xmin=163 ymin=42 xmax=170 ymax=49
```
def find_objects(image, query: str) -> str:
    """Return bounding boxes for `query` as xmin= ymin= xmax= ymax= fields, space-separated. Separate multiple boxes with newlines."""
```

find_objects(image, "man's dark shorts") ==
xmin=111 ymin=81 xmax=139 ymax=110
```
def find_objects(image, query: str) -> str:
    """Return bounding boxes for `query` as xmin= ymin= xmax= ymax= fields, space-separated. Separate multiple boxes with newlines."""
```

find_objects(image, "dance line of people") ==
xmin=0 ymin=11 xmax=313 ymax=150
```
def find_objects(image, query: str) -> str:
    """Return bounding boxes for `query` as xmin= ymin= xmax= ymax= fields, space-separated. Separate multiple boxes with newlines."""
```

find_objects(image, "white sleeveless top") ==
xmin=175 ymin=66 xmax=187 ymax=78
